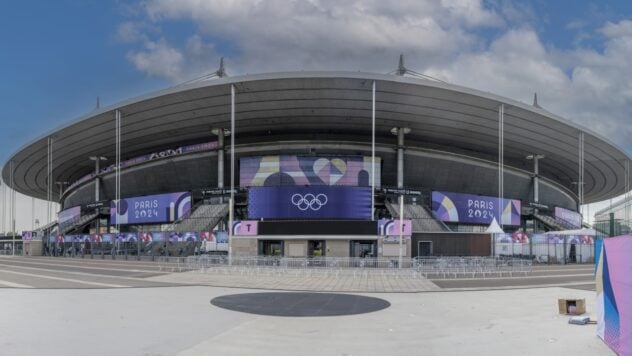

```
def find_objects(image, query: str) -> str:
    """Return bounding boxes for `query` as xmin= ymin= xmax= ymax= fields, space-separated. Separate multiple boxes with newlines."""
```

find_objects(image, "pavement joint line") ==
xmin=0 ymin=262 xmax=191 ymax=285
xmin=3 ymin=256 xmax=166 ymax=269
xmin=428 ymin=273 xmax=594 ymax=281
xmin=0 ymin=258 xmax=161 ymax=274
xmin=437 ymin=281 xmax=596 ymax=292
xmin=0 ymin=269 xmax=127 ymax=288
xmin=0 ymin=279 xmax=34 ymax=288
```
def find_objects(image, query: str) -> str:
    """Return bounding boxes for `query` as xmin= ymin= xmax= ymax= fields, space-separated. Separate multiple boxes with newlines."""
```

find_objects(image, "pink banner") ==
xmin=232 ymin=220 xmax=258 ymax=236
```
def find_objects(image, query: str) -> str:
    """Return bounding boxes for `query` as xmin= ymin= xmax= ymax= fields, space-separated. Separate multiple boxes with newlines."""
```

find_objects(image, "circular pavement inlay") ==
xmin=211 ymin=292 xmax=391 ymax=317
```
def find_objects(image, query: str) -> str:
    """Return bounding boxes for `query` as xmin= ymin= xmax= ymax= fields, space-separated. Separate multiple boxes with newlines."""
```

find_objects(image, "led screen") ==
xmin=248 ymin=186 xmax=372 ymax=220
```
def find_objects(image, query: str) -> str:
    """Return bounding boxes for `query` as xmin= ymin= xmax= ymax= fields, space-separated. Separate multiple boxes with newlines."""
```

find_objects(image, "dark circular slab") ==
xmin=211 ymin=292 xmax=390 ymax=317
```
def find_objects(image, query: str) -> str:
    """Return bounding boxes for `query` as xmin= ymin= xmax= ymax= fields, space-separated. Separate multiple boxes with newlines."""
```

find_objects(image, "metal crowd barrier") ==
xmin=413 ymin=256 xmax=532 ymax=278
xmin=174 ymin=256 xmax=532 ymax=279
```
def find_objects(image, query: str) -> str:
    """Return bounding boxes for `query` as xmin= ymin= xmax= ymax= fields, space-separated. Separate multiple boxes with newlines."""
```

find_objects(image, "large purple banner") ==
xmin=240 ymin=155 xmax=381 ymax=188
xmin=432 ymin=191 xmax=521 ymax=226
xmin=554 ymin=207 xmax=582 ymax=228
xmin=110 ymin=192 xmax=191 ymax=225
xmin=248 ymin=186 xmax=372 ymax=220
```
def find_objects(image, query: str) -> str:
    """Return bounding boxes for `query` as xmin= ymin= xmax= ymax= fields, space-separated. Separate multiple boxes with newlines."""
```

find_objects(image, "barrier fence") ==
xmin=494 ymin=241 xmax=596 ymax=264
xmin=154 ymin=255 xmax=532 ymax=279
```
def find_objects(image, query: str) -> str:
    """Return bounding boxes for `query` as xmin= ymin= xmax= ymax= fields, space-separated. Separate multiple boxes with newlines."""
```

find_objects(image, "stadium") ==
xmin=2 ymin=69 xmax=630 ymax=260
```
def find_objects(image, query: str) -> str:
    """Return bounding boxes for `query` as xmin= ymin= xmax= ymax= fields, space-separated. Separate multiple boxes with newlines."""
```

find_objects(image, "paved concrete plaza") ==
xmin=0 ymin=256 xmax=609 ymax=355
xmin=0 ymin=285 xmax=611 ymax=356
xmin=0 ymin=257 xmax=595 ymax=292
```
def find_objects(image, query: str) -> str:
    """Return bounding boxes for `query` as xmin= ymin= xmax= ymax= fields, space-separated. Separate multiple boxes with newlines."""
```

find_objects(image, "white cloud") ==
xmin=119 ymin=1 xmax=632 ymax=164
xmin=128 ymin=0 xmax=501 ymax=76
xmin=127 ymin=39 xmax=184 ymax=81
xmin=422 ymin=25 xmax=632 ymax=148
xmin=599 ymin=20 xmax=632 ymax=38
xmin=116 ymin=21 xmax=148 ymax=43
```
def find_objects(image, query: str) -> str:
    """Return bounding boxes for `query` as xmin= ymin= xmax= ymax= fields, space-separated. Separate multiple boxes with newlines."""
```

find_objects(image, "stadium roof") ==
xmin=2 ymin=71 xmax=630 ymax=204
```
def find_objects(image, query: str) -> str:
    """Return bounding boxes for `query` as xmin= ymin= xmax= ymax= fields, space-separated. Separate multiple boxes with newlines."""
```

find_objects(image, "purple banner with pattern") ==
xmin=248 ymin=186 xmax=372 ymax=220
xmin=240 ymin=155 xmax=381 ymax=188
xmin=110 ymin=192 xmax=191 ymax=225
xmin=432 ymin=191 xmax=521 ymax=226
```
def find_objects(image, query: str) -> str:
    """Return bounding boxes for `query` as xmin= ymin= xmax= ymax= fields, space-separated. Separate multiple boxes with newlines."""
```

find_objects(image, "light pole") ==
xmin=55 ymin=181 xmax=68 ymax=202
xmin=88 ymin=156 xmax=108 ymax=202
xmin=526 ymin=154 xmax=545 ymax=208
xmin=0 ymin=178 xmax=4 ymax=235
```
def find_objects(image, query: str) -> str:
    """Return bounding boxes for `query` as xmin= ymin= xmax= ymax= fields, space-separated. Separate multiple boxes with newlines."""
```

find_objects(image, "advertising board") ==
xmin=432 ymin=191 xmax=521 ymax=226
xmin=248 ymin=186 xmax=372 ymax=220
xmin=240 ymin=155 xmax=381 ymax=188
xmin=110 ymin=192 xmax=191 ymax=225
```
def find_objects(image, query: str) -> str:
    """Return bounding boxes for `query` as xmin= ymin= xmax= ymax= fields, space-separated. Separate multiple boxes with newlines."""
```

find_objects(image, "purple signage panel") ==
xmin=248 ymin=186 xmax=372 ymax=220
xmin=554 ymin=207 xmax=582 ymax=228
xmin=232 ymin=220 xmax=259 ymax=235
xmin=432 ymin=191 xmax=521 ymax=226
xmin=378 ymin=219 xmax=412 ymax=236
xmin=111 ymin=192 xmax=191 ymax=225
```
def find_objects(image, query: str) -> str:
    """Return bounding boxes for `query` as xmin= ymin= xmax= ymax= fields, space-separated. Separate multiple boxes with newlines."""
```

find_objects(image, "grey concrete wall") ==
xmin=231 ymin=238 xmax=257 ymax=256
xmin=285 ymin=240 xmax=308 ymax=257
xmin=326 ymin=240 xmax=350 ymax=257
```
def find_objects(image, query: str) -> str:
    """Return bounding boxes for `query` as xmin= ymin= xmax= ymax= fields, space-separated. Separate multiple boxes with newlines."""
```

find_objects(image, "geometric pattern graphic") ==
xmin=240 ymin=155 xmax=381 ymax=188
xmin=431 ymin=191 xmax=521 ymax=226
xmin=596 ymin=235 xmax=632 ymax=355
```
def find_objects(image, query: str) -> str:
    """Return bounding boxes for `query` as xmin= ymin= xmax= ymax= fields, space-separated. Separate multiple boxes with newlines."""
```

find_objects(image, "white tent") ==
xmin=544 ymin=228 xmax=596 ymax=236
xmin=486 ymin=217 xmax=505 ymax=234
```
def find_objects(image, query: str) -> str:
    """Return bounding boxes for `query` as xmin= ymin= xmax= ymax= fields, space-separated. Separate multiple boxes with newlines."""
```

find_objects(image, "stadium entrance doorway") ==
xmin=350 ymin=240 xmax=377 ymax=258
xmin=258 ymin=240 xmax=284 ymax=256
xmin=417 ymin=241 xmax=432 ymax=257
xmin=308 ymin=240 xmax=325 ymax=257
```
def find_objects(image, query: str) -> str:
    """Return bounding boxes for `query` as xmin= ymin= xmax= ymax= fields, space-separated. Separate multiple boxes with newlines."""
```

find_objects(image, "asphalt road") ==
xmin=0 ymin=256 xmax=596 ymax=291
xmin=0 ymin=256 xmax=184 ymax=289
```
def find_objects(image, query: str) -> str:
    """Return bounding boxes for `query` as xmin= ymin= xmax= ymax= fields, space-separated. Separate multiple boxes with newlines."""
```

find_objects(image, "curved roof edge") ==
xmin=4 ymin=71 xmax=631 ymax=169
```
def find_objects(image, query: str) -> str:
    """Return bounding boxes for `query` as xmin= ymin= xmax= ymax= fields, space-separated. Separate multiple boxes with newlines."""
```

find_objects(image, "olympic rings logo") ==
xmin=291 ymin=193 xmax=328 ymax=211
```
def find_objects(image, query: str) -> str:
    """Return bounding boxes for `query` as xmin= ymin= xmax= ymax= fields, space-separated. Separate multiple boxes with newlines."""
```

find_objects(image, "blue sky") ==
xmin=1 ymin=0 xmax=631 ymax=161
xmin=2 ymin=0 xmax=632 ymax=230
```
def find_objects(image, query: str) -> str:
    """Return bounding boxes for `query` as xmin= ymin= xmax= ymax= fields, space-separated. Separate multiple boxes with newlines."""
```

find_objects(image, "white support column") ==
xmin=626 ymin=159 xmax=630 ymax=230
xmin=1 ymin=178 xmax=5 ymax=234
xmin=371 ymin=80 xmax=376 ymax=221
xmin=95 ymin=158 xmax=101 ymax=202
xmin=229 ymin=84 xmax=235 ymax=262
xmin=498 ymin=104 xmax=504 ymax=230
xmin=10 ymin=160 xmax=15 ymax=255
xmin=115 ymin=110 xmax=122 ymax=233
xmin=47 ymin=137 xmax=52 ymax=227
xmin=217 ymin=128 xmax=225 ymax=189
xmin=398 ymin=194 xmax=403 ymax=268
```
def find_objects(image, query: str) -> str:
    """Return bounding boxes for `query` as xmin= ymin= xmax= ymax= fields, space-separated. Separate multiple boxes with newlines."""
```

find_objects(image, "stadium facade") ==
xmin=3 ymin=71 xmax=630 ymax=258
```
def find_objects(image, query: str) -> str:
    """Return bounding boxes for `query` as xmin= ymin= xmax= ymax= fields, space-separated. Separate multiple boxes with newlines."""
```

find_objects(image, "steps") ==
xmin=387 ymin=203 xmax=450 ymax=232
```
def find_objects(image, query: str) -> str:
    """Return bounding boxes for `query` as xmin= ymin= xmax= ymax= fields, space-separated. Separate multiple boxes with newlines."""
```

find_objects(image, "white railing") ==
xmin=157 ymin=255 xmax=532 ymax=279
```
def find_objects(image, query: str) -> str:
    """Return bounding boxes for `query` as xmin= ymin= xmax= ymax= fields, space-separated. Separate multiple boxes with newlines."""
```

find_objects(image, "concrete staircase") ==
xmin=387 ymin=203 xmax=450 ymax=232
